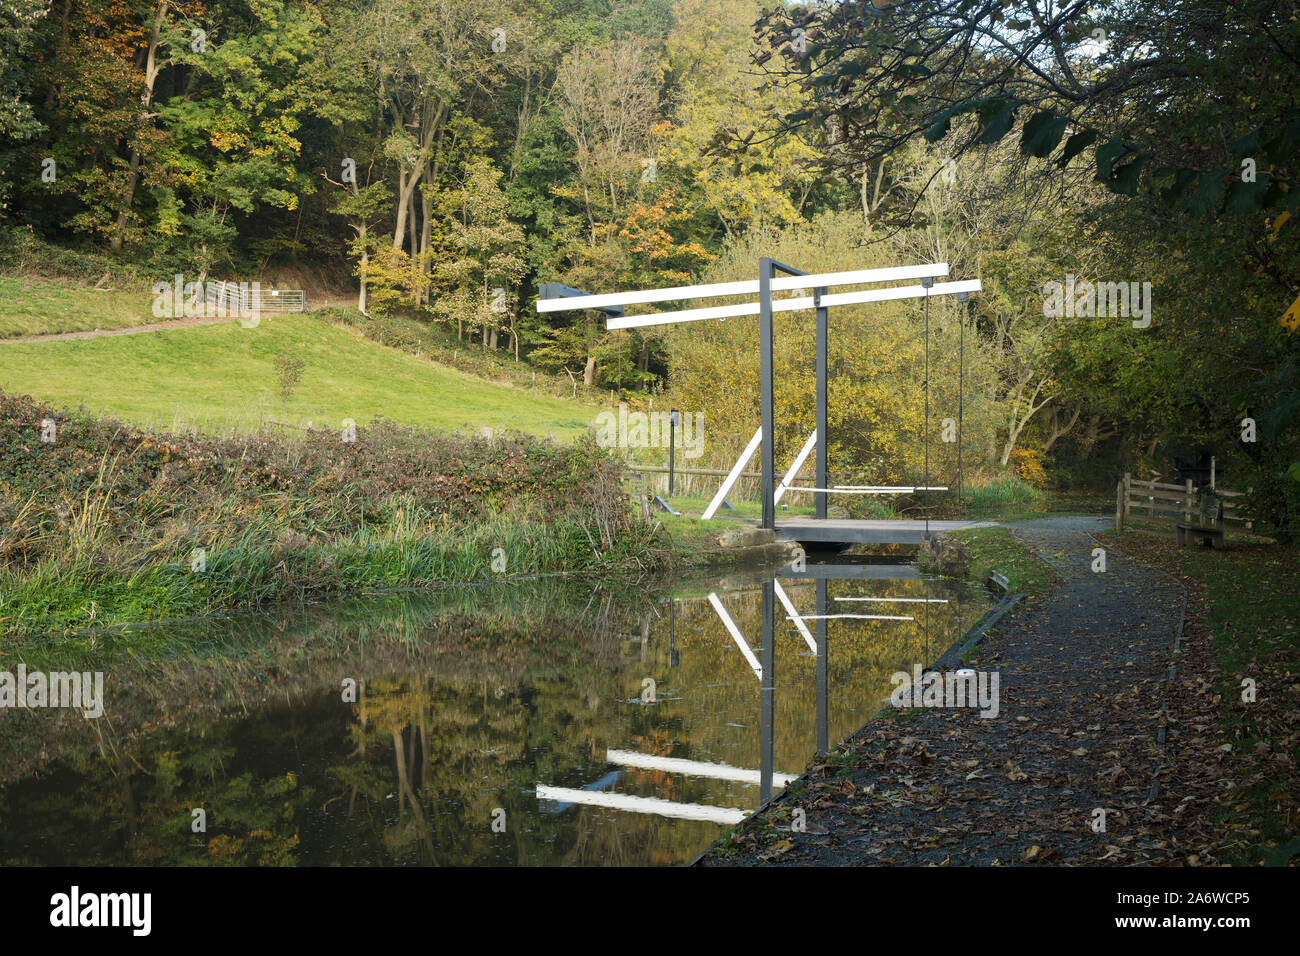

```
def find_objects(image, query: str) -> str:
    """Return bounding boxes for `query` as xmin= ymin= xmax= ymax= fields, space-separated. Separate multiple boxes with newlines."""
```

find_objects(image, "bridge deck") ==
xmin=775 ymin=518 xmax=992 ymax=545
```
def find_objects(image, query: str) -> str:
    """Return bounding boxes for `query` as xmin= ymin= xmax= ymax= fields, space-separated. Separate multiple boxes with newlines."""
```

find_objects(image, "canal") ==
xmin=0 ymin=556 xmax=990 ymax=865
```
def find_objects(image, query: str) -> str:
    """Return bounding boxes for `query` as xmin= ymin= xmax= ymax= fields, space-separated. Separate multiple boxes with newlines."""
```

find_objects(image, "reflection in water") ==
xmin=0 ymin=559 xmax=989 ymax=866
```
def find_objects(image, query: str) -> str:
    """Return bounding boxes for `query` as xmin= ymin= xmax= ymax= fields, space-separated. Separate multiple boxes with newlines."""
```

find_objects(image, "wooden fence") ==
xmin=625 ymin=463 xmax=816 ymax=503
xmin=1115 ymin=473 xmax=1250 ymax=531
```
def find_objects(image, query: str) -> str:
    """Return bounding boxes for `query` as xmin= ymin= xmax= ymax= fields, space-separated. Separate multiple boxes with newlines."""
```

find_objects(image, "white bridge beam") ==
xmin=605 ymin=279 xmax=981 ymax=330
xmin=536 ymin=264 xmax=951 ymax=314
xmin=606 ymin=750 xmax=798 ymax=787
xmin=533 ymin=786 xmax=748 ymax=824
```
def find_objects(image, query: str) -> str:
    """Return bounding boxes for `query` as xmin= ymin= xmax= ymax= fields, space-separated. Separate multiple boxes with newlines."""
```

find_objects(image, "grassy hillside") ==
xmin=0 ymin=314 xmax=599 ymax=439
xmin=0 ymin=275 xmax=158 ymax=338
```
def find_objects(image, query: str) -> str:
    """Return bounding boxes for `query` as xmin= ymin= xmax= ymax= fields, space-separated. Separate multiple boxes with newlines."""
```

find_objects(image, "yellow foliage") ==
xmin=665 ymin=211 xmax=1002 ymax=485
xmin=1010 ymin=446 xmax=1049 ymax=487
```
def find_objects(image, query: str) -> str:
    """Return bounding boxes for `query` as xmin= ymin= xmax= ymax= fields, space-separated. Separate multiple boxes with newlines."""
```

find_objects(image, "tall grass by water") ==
xmin=0 ymin=391 xmax=668 ymax=637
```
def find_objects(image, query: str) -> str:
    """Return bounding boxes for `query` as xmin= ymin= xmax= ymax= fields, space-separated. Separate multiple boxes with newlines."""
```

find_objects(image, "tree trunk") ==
xmin=418 ymin=178 xmax=432 ymax=306
xmin=357 ymin=242 xmax=369 ymax=315
xmin=1078 ymin=413 xmax=1102 ymax=457
xmin=391 ymin=167 xmax=422 ymax=251
xmin=110 ymin=0 xmax=169 ymax=253
xmin=999 ymin=377 xmax=1051 ymax=466
xmin=1043 ymin=404 xmax=1081 ymax=453
xmin=406 ymin=188 xmax=418 ymax=263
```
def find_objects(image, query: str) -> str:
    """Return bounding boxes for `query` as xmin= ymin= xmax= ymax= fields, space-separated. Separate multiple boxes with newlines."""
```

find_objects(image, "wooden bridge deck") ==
xmin=775 ymin=518 xmax=993 ymax=545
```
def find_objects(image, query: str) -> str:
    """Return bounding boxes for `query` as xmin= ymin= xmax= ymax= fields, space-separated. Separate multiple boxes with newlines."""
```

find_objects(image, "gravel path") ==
xmin=0 ymin=315 xmax=241 ymax=343
xmin=704 ymin=524 xmax=1192 ymax=866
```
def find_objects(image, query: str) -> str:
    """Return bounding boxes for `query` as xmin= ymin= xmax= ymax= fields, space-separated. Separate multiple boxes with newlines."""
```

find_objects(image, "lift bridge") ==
xmin=540 ymin=259 xmax=984 ymax=546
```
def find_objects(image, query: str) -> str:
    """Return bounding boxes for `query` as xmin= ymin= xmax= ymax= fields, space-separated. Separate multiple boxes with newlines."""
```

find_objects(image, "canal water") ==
xmin=0 ymin=557 xmax=990 ymax=865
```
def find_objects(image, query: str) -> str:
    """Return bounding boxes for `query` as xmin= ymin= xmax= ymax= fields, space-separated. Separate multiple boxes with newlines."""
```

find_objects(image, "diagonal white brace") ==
xmin=702 ymin=426 xmax=763 ymax=520
xmin=773 ymin=579 xmax=817 ymax=653
xmin=774 ymin=429 xmax=817 ymax=504
xmin=708 ymin=592 xmax=762 ymax=679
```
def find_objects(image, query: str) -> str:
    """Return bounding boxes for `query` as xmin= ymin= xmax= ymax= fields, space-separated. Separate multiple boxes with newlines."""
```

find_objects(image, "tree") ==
xmin=661 ymin=0 xmax=814 ymax=238
xmin=0 ymin=0 xmax=47 ymax=142
xmin=272 ymin=349 xmax=305 ymax=415
xmin=0 ymin=0 xmax=50 ymax=217
xmin=341 ymin=0 xmax=525 ymax=306
xmin=431 ymin=159 xmax=527 ymax=351
xmin=751 ymin=0 xmax=1299 ymax=226
xmin=554 ymin=37 xmax=659 ymax=245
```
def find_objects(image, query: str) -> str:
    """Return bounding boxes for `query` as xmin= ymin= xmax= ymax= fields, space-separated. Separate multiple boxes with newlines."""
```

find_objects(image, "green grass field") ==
xmin=0 ymin=314 xmax=600 ymax=439
xmin=0 ymin=275 xmax=157 ymax=338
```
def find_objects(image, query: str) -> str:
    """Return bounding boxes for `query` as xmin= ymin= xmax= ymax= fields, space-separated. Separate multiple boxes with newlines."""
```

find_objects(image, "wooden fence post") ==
xmin=1184 ymin=478 xmax=1193 ymax=525
xmin=1116 ymin=480 xmax=1124 ymax=531
xmin=1123 ymin=472 xmax=1131 ymax=523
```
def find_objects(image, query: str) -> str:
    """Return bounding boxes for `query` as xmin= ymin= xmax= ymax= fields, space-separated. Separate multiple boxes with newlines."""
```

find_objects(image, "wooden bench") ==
xmin=1176 ymin=494 xmax=1224 ymax=548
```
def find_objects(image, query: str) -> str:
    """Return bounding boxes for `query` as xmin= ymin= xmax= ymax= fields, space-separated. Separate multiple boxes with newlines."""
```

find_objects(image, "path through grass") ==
xmin=0 ymin=314 xmax=599 ymax=439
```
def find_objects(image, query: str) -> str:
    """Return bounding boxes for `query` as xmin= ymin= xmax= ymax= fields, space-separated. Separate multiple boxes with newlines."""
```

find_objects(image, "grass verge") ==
xmin=947 ymin=525 xmax=1059 ymax=597
xmin=1100 ymin=524 xmax=1300 ymax=866
xmin=0 ymin=275 xmax=158 ymax=338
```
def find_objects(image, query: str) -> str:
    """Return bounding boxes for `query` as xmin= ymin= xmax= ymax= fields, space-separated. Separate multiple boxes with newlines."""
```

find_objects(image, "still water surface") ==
xmin=0 ymin=558 xmax=989 ymax=865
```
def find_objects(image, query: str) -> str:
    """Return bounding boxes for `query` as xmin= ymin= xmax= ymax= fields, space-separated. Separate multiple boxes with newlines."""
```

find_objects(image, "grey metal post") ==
xmin=760 ymin=579 xmax=775 ymax=805
xmin=669 ymin=599 xmax=678 ymax=668
xmin=668 ymin=408 xmax=679 ymax=496
xmin=816 ymin=576 xmax=828 ymax=754
xmin=957 ymin=290 xmax=968 ymax=519
xmin=815 ymin=287 xmax=828 ymax=520
xmin=759 ymin=259 xmax=776 ymax=530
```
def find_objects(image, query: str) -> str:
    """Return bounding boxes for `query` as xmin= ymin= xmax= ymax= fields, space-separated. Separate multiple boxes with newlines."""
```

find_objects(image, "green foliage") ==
xmin=965 ymin=475 xmax=1043 ymax=512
